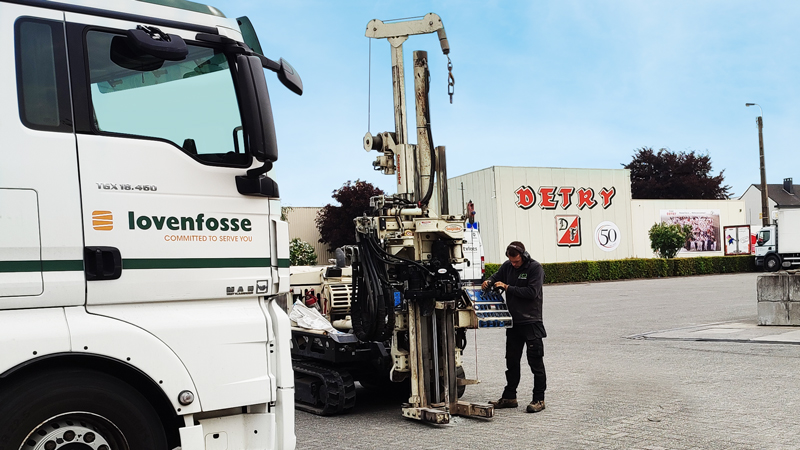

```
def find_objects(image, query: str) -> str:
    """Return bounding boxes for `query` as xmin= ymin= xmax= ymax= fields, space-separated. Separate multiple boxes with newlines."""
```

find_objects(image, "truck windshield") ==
xmin=757 ymin=230 xmax=770 ymax=246
xmin=85 ymin=30 xmax=246 ymax=165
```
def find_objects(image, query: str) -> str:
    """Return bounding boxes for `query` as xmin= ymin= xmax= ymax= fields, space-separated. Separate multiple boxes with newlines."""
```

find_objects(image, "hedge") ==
xmin=483 ymin=255 xmax=757 ymax=284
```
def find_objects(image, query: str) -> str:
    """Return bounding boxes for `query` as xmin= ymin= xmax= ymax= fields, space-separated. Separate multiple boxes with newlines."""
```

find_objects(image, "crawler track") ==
xmin=293 ymin=361 xmax=357 ymax=415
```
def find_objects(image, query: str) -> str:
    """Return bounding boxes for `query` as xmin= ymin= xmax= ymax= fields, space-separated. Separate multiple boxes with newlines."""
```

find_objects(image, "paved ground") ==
xmin=296 ymin=272 xmax=800 ymax=450
xmin=630 ymin=320 xmax=800 ymax=344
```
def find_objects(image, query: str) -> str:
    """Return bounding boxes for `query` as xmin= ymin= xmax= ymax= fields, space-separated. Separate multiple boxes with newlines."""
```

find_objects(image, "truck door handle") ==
xmin=84 ymin=246 xmax=122 ymax=281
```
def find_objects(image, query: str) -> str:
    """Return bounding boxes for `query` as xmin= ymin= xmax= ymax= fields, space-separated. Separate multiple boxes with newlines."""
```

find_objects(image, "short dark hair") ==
xmin=506 ymin=241 xmax=526 ymax=257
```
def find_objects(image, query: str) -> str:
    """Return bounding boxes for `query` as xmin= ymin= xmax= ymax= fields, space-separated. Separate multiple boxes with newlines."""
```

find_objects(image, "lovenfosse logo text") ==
xmin=128 ymin=212 xmax=252 ymax=232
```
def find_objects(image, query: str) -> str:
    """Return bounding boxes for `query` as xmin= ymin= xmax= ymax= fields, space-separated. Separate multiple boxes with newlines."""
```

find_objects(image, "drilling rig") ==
xmin=290 ymin=13 xmax=493 ymax=424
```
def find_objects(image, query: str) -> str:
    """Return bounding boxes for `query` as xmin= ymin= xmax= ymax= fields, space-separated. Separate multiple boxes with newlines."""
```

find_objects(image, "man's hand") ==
xmin=494 ymin=281 xmax=508 ymax=290
xmin=481 ymin=280 xmax=490 ymax=289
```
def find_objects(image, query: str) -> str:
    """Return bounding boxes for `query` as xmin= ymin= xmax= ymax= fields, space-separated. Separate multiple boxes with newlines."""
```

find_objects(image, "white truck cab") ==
xmin=0 ymin=0 xmax=299 ymax=448
xmin=755 ymin=208 xmax=800 ymax=272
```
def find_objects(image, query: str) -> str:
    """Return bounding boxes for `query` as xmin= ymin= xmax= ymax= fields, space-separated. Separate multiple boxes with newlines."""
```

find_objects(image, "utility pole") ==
xmin=746 ymin=103 xmax=769 ymax=227
xmin=757 ymin=116 xmax=769 ymax=226
xmin=460 ymin=182 xmax=465 ymax=215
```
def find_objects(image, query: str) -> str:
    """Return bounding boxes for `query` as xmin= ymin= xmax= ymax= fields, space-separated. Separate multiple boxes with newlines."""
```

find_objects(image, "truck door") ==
xmin=65 ymin=16 xmax=284 ymax=410
xmin=0 ymin=5 xmax=85 ymax=308
xmin=66 ymin=19 xmax=277 ymax=305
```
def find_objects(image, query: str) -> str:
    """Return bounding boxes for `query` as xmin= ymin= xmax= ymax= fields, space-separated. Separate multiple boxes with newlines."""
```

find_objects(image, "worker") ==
xmin=482 ymin=241 xmax=547 ymax=413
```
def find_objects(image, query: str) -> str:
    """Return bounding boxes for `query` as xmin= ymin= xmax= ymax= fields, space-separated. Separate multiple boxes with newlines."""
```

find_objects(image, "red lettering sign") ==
xmin=577 ymin=188 xmax=597 ymax=209
xmin=599 ymin=187 xmax=616 ymax=209
xmin=514 ymin=185 xmax=615 ymax=210
xmin=515 ymin=186 xmax=536 ymax=209
xmin=538 ymin=186 xmax=557 ymax=209
xmin=558 ymin=187 xmax=574 ymax=210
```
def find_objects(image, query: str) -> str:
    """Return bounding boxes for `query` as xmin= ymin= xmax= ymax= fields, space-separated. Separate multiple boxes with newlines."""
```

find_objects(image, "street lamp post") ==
xmin=746 ymin=103 xmax=769 ymax=227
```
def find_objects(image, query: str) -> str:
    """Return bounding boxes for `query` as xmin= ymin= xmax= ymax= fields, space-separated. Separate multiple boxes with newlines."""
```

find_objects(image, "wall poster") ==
xmin=660 ymin=209 xmax=721 ymax=253
xmin=723 ymin=225 xmax=752 ymax=255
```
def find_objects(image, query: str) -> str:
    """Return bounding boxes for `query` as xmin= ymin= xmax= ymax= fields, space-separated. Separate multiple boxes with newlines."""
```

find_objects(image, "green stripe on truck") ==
xmin=0 ymin=260 xmax=83 ymax=273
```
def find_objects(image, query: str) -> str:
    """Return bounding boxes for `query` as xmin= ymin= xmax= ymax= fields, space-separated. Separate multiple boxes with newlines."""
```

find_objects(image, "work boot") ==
xmin=526 ymin=400 xmax=545 ymax=413
xmin=489 ymin=397 xmax=518 ymax=408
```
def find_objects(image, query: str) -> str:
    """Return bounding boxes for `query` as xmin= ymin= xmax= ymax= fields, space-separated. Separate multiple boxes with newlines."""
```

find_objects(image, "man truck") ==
xmin=755 ymin=207 xmax=800 ymax=271
xmin=0 ymin=0 xmax=301 ymax=448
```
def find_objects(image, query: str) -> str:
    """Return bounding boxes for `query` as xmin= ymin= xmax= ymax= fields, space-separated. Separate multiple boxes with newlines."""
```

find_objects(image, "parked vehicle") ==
xmin=755 ymin=207 xmax=800 ymax=271
xmin=454 ymin=221 xmax=485 ymax=283
xmin=0 ymin=0 xmax=301 ymax=447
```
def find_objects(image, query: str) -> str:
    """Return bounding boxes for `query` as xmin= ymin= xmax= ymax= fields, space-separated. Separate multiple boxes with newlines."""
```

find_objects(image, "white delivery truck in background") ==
xmin=755 ymin=207 xmax=800 ymax=271
xmin=0 ymin=0 xmax=301 ymax=448
xmin=454 ymin=201 xmax=485 ymax=283
xmin=454 ymin=221 xmax=485 ymax=283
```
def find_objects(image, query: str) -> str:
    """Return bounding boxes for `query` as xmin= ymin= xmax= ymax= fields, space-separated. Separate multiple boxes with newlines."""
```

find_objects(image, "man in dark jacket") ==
xmin=483 ymin=241 xmax=547 ymax=413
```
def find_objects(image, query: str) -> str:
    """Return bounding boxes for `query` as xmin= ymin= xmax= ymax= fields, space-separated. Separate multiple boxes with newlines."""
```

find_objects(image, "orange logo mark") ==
xmin=92 ymin=210 xmax=113 ymax=231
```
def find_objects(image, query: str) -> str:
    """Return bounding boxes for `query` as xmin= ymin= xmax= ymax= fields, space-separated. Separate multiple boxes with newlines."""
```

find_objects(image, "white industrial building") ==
xmin=447 ymin=166 xmax=747 ymax=264
xmin=286 ymin=166 xmax=750 ymax=265
xmin=285 ymin=207 xmax=335 ymax=263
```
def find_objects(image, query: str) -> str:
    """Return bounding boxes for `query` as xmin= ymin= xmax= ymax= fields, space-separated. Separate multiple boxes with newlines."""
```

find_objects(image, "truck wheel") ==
xmin=456 ymin=365 xmax=466 ymax=398
xmin=765 ymin=254 xmax=781 ymax=272
xmin=0 ymin=368 xmax=168 ymax=450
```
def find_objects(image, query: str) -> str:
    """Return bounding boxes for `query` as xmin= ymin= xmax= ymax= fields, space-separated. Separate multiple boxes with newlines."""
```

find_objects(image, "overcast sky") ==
xmin=211 ymin=0 xmax=800 ymax=207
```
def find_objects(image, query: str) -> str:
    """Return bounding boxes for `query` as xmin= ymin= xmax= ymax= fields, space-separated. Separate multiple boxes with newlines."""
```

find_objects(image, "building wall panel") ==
xmin=284 ymin=207 xmax=334 ymax=264
xmin=448 ymin=167 xmax=499 ymax=262
xmin=486 ymin=166 xmax=633 ymax=264
xmin=630 ymin=199 xmax=747 ymax=258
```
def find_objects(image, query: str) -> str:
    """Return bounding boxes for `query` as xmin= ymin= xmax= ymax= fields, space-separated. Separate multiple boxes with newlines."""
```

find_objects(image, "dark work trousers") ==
xmin=502 ymin=322 xmax=546 ymax=402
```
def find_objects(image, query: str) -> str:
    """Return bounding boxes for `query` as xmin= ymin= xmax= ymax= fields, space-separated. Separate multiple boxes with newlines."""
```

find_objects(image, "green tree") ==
xmin=648 ymin=222 xmax=692 ymax=259
xmin=624 ymin=147 xmax=732 ymax=199
xmin=316 ymin=180 xmax=384 ymax=252
xmin=290 ymin=238 xmax=317 ymax=266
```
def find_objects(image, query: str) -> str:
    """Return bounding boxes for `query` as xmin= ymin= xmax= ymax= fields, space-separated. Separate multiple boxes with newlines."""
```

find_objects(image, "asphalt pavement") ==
xmin=295 ymin=272 xmax=800 ymax=450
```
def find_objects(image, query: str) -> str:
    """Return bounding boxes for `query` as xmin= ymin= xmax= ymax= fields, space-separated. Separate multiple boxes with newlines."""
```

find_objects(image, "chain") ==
xmin=447 ymin=55 xmax=455 ymax=104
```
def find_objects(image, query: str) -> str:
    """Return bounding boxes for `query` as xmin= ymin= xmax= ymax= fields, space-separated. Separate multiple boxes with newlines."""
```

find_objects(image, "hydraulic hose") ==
xmin=352 ymin=229 xmax=395 ymax=341
xmin=419 ymin=65 xmax=436 ymax=207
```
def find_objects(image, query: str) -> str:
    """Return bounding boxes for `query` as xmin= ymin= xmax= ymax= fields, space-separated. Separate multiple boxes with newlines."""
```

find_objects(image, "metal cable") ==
xmin=367 ymin=38 xmax=371 ymax=133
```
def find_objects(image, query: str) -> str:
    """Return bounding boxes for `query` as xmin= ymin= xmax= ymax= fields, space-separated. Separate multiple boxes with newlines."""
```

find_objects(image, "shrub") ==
xmin=649 ymin=222 xmax=693 ymax=259
xmin=289 ymin=238 xmax=317 ymax=266
xmin=482 ymin=255 xmax=756 ymax=285
xmin=485 ymin=263 xmax=500 ymax=279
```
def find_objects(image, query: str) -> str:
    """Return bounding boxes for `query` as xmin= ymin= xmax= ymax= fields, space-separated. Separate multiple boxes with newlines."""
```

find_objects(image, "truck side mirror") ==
xmin=277 ymin=58 xmax=303 ymax=95
xmin=110 ymin=35 xmax=164 ymax=71
xmin=236 ymin=54 xmax=278 ymax=163
xmin=126 ymin=25 xmax=188 ymax=61
xmin=110 ymin=25 xmax=188 ymax=72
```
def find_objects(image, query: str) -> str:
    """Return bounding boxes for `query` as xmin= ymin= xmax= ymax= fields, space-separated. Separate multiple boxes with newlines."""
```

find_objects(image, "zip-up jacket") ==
xmin=488 ymin=258 xmax=544 ymax=325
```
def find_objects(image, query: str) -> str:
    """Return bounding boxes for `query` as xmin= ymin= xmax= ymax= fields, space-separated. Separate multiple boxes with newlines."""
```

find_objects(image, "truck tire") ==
xmin=0 ymin=368 xmax=168 ymax=450
xmin=765 ymin=254 xmax=781 ymax=272
xmin=456 ymin=365 xmax=466 ymax=398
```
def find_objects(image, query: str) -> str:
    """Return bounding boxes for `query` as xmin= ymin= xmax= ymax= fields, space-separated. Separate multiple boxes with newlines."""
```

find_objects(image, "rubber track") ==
xmin=293 ymin=361 xmax=356 ymax=416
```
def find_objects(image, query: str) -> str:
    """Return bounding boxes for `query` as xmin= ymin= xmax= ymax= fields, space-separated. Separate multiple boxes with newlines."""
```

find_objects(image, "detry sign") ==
xmin=514 ymin=186 xmax=616 ymax=210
